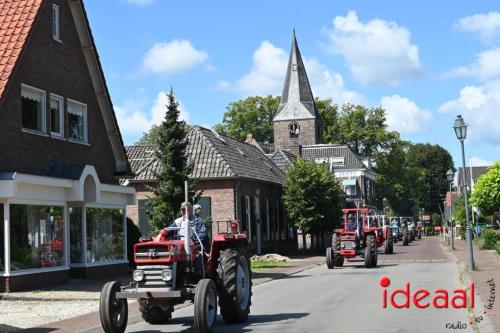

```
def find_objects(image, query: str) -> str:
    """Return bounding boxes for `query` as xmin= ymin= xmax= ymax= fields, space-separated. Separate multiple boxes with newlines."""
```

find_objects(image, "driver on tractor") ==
xmin=167 ymin=202 xmax=207 ymax=245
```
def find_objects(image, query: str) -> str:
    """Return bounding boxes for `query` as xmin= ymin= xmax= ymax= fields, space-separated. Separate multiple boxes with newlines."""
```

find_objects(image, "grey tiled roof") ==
xmin=274 ymin=31 xmax=321 ymax=122
xmin=268 ymin=150 xmax=297 ymax=172
xmin=301 ymin=144 xmax=367 ymax=170
xmin=457 ymin=166 xmax=490 ymax=188
xmin=126 ymin=126 xmax=283 ymax=184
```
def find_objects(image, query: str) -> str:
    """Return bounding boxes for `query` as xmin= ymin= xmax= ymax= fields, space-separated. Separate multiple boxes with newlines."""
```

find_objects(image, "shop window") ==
xmin=0 ymin=204 xmax=3 ymax=272
xmin=21 ymin=84 xmax=46 ymax=133
xmin=86 ymin=207 xmax=124 ymax=264
xmin=10 ymin=205 xmax=65 ymax=271
xmin=69 ymin=207 xmax=83 ymax=264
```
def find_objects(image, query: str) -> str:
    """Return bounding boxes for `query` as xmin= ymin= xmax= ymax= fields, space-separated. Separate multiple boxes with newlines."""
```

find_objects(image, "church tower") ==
xmin=273 ymin=30 xmax=322 ymax=151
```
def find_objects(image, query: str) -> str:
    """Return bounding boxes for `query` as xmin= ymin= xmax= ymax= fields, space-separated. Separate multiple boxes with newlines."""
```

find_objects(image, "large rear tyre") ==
xmin=99 ymin=281 xmax=128 ymax=333
xmin=384 ymin=231 xmax=394 ymax=254
xmin=139 ymin=300 xmax=172 ymax=324
xmin=332 ymin=234 xmax=344 ymax=267
xmin=194 ymin=279 xmax=218 ymax=333
xmin=326 ymin=247 xmax=334 ymax=269
xmin=217 ymin=247 xmax=252 ymax=324
xmin=364 ymin=235 xmax=378 ymax=268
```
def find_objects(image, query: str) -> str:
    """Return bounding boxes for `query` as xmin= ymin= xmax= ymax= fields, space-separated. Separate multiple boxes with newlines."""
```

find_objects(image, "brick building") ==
xmin=126 ymin=126 xmax=292 ymax=254
xmin=0 ymin=0 xmax=135 ymax=291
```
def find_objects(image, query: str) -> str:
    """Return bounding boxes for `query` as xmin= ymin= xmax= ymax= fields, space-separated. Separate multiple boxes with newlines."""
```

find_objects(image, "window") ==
xmin=138 ymin=199 xmax=151 ymax=236
xmin=67 ymin=99 xmax=87 ymax=142
xmin=344 ymin=185 xmax=357 ymax=196
xmin=10 ymin=205 xmax=65 ymax=271
xmin=21 ymin=84 xmax=46 ymax=133
xmin=52 ymin=4 xmax=60 ymax=41
xmin=86 ymin=208 xmax=124 ymax=264
xmin=50 ymin=94 xmax=63 ymax=137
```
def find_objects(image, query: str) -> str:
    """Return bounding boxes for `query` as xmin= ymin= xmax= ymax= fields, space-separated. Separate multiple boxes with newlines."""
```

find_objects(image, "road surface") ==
xmin=125 ymin=237 xmax=493 ymax=333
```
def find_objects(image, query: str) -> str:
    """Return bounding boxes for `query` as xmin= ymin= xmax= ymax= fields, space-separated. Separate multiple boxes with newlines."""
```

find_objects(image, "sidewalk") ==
xmin=446 ymin=239 xmax=500 ymax=333
xmin=14 ymin=256 xmax=324 ymax=333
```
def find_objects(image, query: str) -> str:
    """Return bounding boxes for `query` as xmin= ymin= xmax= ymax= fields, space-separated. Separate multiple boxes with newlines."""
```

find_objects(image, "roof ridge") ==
xmin=194 ymin=127 xmax=237 ymax=177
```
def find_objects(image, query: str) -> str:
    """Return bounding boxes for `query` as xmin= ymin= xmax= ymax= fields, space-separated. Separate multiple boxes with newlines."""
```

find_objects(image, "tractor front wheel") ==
xmin=402 ymin=231 xmax=409 ymax=246
xmin=139 ymin=300 xmax=172 ymax=324
xmin=384 ymin=231 xmax=394 ymax=254
xmin=364 ymin=235 xmax=378 ymax=268
xmin=326 ymin=247 xmax=334 ymax=269
xmin=194 ymin=279 xmax=218 ymax=333
xmin=99 ymin=281 xmax=128 ymax=333
xmin=217 ymin=247 xmax=252 ymax=324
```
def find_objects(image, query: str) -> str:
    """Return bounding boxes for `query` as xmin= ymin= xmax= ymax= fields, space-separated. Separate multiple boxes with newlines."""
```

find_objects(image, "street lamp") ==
xmin=446 ymin=169 xmax=455 ymax=250
xmin=453 ymin=115 xmax=475 ymax=271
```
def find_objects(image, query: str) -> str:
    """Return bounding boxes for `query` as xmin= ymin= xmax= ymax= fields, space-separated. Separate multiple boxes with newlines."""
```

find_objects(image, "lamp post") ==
xmin=453 ymin=115 xmax=475 ymax=271
xmin=446 ymin=169 xmax=455 ymax=250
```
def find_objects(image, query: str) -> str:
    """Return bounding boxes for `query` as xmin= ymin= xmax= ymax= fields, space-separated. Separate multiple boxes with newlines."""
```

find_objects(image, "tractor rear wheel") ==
xmin=332 ymin=234 xmax=344 ymax=267
xmin=217 ymin=247 xmax=252 ymax=324
xmin=326 ymin=247 xmax=334 ymax=269
xmin=99 ymin=281 xmax=128 ymax=333
xmin=139 ymin=300 xmax=172 ymax=324
xmin=364 ymin=235 xmax=377 ymax=268
xmin=418 ymin=231 xmax=422 ymax=239
xmin=194 ymin=279 xmax=218 ymax=333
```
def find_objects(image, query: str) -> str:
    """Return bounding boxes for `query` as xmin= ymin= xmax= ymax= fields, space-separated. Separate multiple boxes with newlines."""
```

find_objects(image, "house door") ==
xmin=254 ymin=197 xmax=261 ymax=254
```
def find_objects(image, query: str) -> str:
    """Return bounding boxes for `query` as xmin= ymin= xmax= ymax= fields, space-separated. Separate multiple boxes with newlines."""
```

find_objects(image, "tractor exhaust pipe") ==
xmin=184 ymin=181 xmax=192 ymax=258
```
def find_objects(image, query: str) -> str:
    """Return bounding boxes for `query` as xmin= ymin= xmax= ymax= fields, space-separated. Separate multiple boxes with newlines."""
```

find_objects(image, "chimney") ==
xmin=289 ymin=142 xmax=302 ymax=157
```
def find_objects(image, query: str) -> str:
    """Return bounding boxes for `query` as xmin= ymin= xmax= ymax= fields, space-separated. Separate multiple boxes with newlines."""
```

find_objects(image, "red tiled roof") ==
xmin=0 ymin=0 xmax=43 ymax=99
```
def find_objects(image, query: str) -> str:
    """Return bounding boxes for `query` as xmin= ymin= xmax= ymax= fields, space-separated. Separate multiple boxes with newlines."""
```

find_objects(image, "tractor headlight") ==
xmin=161 ymin=269 xmax=172 ymax=281
xmin=133 ymin=270 xmax=144 ymax=282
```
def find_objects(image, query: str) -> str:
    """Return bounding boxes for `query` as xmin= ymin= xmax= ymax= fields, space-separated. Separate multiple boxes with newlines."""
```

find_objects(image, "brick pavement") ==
xmin=446 ymin=239 xmax=500 ymax=333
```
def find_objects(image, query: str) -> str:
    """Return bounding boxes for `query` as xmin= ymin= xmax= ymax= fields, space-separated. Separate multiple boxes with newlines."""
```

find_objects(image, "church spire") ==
xmin=274 ymin=30 xmax=319 ymax=122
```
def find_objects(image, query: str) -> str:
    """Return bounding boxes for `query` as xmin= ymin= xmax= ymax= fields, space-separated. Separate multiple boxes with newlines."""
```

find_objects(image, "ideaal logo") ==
xmin=379 ymin=277 xmax=495 ymax=330
xmin=379 ymin=276 xmax=474 ymax=309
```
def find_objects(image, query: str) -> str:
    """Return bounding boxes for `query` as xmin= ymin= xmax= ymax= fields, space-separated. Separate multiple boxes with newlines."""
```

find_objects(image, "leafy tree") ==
xmin=405 ymin=143 xmax=454 ymax=214
xmin=324 ymin=104 xmax=398 ymax=159
xmin=136 ymin=125 xmax=161 ymax=145
xmin=282 ymin=159 xmax=345 ymax=238
xmin=316 ymin=98 xmax=339 ymax=144
xmin=148 ymin=89 xmax=195 ymax=230
xmin=471 ymin=162 xmax=500 ymax=215
xmin=213 ymin=95 xmax=280 ymax=146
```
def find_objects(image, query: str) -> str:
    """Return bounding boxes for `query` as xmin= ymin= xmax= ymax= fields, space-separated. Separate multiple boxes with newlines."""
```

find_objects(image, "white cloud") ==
xmin=125 ymin=0 xmax=155 ymax=6
xmin=456 ymin=11 xmax=500 ymax=42
xmin=380 ymin=95 xmax=432 ymax=135
xmin=443 ymin=48 xmax=500 ymax=80
xmin=142 ymin=40 xmax=208 ymax=74
xmin=224 ymin=41 xmax=362 ymax=104
xmin=469 ymin=156 xmax=493 ymax=167
xmin=325 ymin=11 xmax=422 ymax=86
xmin=115 ymin=91 xmax=190 ymax=140
xmin=439 ymin=80 xmax=500 ymax=146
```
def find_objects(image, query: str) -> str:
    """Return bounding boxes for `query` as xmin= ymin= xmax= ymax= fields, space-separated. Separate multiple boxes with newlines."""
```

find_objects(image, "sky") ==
xmin=84 ymin=0 xmax=500 ymax=168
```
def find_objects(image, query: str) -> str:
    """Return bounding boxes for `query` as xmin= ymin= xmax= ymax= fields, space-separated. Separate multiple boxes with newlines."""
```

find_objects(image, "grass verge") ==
xmin=251 ymin=259 xmax=287 ymax=271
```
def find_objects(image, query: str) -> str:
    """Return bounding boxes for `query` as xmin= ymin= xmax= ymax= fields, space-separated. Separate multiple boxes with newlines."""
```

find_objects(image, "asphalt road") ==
xmin=125 ymin=238 xmax=493 ymax=333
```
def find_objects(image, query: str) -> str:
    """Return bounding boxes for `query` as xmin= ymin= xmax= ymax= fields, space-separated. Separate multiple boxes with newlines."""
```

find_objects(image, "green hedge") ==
xmin=478 ymin=229 xmax=500 ymax=251
xmin=496 ymin=241 xmax=500 ymax=254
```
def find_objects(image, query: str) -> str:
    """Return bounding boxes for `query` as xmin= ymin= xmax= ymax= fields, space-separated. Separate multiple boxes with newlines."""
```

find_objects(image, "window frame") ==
xmin=52 ymin=3 xmax=61 ymax=42
xmin=49 ymin=93 xmax=64 ymax=138
xmin=21 ymin=84 xmax=47 ymax=134
xmin=67 ymin=98 xmax=88 ymax=144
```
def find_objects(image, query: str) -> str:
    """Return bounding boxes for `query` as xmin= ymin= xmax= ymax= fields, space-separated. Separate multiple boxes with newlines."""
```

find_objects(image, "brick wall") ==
xmin=0 ymin=269 xmax=68 ymax=292
xmin=0 ymin=0 xmax=119 ymax=184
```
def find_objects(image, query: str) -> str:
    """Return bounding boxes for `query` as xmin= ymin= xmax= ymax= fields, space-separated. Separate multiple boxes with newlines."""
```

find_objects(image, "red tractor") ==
xmin=326 ymin=208 xmax=393 ymax=269
xmin=99 ymin=220 xmax=252 ymax=333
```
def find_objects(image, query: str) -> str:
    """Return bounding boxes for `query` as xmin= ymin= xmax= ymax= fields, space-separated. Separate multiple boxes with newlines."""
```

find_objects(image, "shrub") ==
xmin=496 ymin=241 xmax=500 ymax=254
xmin=480 ymin=229 xmax=500 ymax=250
xmin=127 ymin=218 xmax=142 ymax=267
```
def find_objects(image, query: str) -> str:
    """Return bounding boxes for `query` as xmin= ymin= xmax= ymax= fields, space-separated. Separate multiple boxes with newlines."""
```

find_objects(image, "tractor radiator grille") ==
xmin=137 ymin=265 xmax=171 ymax=287
xmin=135 ymin=246 xmax=170 ymax=260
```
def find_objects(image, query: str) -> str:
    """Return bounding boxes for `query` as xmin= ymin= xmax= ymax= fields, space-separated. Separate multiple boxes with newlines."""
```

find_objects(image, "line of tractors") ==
xmin=98 ymin=193 xmax=422 ymax=333
xmin=326 ymin=208 xmax=422 ymax=269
